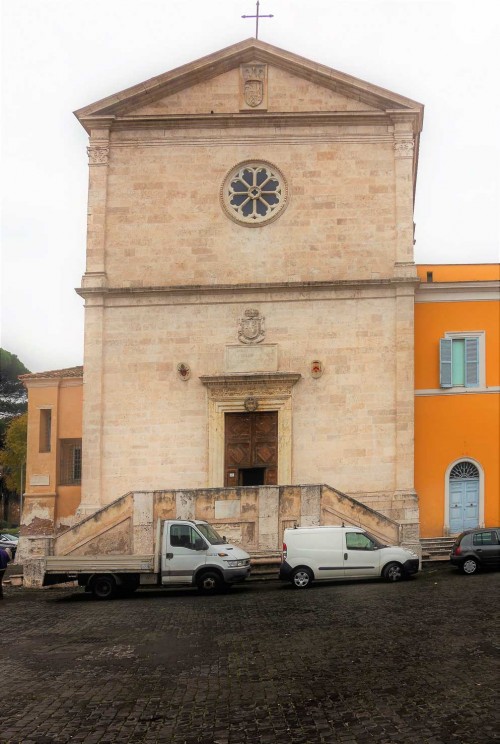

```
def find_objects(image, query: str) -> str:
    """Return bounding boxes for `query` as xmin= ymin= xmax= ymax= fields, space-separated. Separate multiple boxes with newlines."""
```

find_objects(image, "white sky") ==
xmin=1 ymin=0 xmax=499 ymax=373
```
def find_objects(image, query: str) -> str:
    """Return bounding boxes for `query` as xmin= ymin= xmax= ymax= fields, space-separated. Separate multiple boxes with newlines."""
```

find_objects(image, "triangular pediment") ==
xmin=75 ymin=38 xmax=423 ymax=130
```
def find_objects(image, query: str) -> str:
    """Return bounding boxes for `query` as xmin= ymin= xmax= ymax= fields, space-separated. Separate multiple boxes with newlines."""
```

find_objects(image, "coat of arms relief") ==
xmin=240 ymin=64 xmax=268 ymax=110
xmin=238 ymin=309 xmax=266 ymax=344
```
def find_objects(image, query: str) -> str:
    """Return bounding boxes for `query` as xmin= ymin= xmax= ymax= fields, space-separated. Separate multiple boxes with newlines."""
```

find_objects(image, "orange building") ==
xmin=20 ymin=367 xmax=83 ymax=534
xmin=415 ymin=265 xmax=500 ymax=537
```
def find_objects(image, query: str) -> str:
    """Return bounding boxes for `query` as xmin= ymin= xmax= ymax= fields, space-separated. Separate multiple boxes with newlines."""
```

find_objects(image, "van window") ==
xmin=197 ymin=523 xmax=224 ymax=545
xmin=170 ymin=524 xmax=205 ymax=550
xmin=346 ymin=532 xmax=376 ymax=550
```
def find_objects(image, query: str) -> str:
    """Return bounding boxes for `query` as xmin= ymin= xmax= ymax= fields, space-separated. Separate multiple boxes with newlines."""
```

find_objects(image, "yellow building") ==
xmin=20 ymin=367 xmax=83 ymax=535
xmin=415 ymin=265 xmax=500 ymax=537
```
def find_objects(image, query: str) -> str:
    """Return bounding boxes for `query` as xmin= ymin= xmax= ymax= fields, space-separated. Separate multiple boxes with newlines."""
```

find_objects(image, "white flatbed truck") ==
xmin=42 ymin=519 xmax=251 ymax=599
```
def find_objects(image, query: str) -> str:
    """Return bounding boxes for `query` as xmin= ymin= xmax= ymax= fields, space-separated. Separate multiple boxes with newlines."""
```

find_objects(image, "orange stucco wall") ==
xmin=415 ymin=264 xmax=500 ymax=537
xmin=415 ymin=301 xmax=499 ymax=391
xmin=417 ymin=264 xmax=500 ymax=282
xmin=415 ymin=395 xmax=499 ymax=536
xmin=24 ymin=378 xmax=83 ymax=532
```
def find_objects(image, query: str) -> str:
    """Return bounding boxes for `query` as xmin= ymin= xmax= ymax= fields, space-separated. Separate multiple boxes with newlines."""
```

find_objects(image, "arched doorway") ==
xmin=448 ymin=460 xmax=480 ymax=534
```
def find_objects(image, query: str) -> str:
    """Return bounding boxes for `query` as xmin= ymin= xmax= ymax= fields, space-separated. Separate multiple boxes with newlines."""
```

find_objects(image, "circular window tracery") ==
xmin=221 ymin=161 xmax=288 ymax=227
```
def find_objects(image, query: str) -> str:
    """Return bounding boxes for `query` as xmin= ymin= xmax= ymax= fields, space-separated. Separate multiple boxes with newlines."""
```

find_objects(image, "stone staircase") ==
xmin=420 ymin=536 xmax=456 ymax=562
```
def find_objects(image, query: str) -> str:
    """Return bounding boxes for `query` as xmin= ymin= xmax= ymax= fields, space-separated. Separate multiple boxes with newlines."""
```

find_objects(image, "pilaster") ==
xmin=395 ymin=285 xmax=415 ymax=492
xmin=82 ymin=124 xmax=112 ymax=290
xmin=393 ymin=123 xmax=415 ymax=269
xmin=79 ymin=294 xmax=106 ymax=515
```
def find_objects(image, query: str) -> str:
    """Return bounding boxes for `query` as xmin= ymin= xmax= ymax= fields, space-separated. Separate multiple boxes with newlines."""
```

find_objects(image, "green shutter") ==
xmin=440 ymin=338 xmax=453 ymax=387
xmin=465 ymin=337 xmax=479 ymax=387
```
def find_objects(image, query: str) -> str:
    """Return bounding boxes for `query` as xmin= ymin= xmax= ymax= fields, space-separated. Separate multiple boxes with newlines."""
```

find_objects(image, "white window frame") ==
xmin=441 ymin=331 xmax=486 ymax=391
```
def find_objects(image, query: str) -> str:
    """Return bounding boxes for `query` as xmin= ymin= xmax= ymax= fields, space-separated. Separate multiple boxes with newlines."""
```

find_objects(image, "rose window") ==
xmin=221 ymin=161 xmax=288 ymax=226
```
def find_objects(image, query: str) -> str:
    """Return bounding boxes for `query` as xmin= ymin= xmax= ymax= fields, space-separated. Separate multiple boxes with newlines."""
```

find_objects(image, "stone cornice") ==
xmin=79 ymin=109 xmax=422 ymax=137
xmin=21 ymin=377 xmax=83 ymax=389
xmin=76 ymin=277 xmax=419 ymax=302
xmin=416 ymin=281 xmax=500 ymax=303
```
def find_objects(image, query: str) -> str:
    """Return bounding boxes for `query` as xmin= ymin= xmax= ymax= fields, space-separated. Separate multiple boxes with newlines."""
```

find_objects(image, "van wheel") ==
xmin=461 ymin=558 xmax=479 ymax=575
xmin=197 ymin=571 xmax=223 ymax=594
xmin=91 ymin=575 xmax=117 ymax=600
xmin=291 ymin=567 xmax=312 ymax=589
xmin=382 ymin=562 xmax=403 ymax=582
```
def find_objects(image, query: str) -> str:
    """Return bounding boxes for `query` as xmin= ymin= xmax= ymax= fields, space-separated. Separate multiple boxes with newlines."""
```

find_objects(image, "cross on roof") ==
xmin=242 ymin=1 xmax=274 ymax=40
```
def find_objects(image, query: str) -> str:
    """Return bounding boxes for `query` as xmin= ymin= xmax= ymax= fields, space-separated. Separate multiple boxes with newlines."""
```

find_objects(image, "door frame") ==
xmin=200 ymin=373 xmax=301 ymax=487
xmin=444 ymin=457 xmax=484 ymax=535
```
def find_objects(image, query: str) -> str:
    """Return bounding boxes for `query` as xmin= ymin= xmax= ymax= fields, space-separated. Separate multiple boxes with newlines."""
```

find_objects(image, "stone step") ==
xmin=420 ymin=537 xmax=455 ymax=562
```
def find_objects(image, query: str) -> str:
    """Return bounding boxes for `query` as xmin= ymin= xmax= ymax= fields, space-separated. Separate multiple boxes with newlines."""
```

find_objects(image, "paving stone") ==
xmin=0 ymin=564 xmax=498 ymax=743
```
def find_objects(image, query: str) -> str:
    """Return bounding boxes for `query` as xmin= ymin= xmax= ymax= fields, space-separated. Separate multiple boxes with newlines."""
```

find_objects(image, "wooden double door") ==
xmin=224 ymin=411 xmax=278 ymax=486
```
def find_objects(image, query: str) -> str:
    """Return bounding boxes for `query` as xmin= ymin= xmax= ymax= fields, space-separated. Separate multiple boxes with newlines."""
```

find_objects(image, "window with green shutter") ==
xmin=440 ymin=336 xmax=480 ymax=388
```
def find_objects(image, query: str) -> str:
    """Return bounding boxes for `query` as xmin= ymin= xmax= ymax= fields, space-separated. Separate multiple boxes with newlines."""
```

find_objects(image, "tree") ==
xmin=0 ymin=349 xmax=30 ymax=443
xmin=0 ymin=413 xmax=27 ymax=494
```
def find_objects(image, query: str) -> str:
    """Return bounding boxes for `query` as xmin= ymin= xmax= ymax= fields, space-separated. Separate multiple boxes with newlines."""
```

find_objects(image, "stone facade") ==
xmin=20 ymin=40 xmax=424 ymax=557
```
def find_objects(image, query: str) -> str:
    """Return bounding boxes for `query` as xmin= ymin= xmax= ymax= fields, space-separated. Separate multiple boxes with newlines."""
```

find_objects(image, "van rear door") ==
xmin=343 ymin=531 xmax=381 ymax=577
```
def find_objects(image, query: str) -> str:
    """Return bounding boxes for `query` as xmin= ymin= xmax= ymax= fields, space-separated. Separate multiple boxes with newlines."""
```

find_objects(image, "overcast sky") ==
xmin=1 ymin=0 xmax=499 ymax=373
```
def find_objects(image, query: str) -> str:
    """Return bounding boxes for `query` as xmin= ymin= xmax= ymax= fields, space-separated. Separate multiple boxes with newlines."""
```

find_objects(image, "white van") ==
xmin=279 ymin=525 xmax=419 ymax=588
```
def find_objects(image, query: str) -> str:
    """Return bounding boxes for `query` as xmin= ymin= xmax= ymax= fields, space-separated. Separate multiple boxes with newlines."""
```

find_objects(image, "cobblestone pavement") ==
xmin=1 ymin=563 xmax=498 ymax=744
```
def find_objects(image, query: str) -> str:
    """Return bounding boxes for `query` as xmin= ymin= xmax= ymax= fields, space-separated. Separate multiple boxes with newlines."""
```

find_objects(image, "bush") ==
xmin=0 ymin=523 xmax=19 ymax=536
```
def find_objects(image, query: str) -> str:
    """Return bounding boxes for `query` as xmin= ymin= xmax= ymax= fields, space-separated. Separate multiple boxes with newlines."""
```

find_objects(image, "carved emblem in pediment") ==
xmin=244 ymin=80 xmax=264 ymax=107
xmin=238 ymin=309 xmax=266 ymax=345
xmin=240 ymin=64 xmax=267 ymax=110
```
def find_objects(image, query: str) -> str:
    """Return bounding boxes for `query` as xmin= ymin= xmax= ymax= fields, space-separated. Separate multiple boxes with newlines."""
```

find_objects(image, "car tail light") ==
xmin=453 ymin=545 xmax=462 ymax=556
xmin=282 ymin=542 xmax=287 ymax=561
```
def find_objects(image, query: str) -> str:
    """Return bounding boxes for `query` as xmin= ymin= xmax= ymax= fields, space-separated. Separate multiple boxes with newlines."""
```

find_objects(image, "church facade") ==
xmin=20 ymin=39 xmax=428 ymax=557
xmin=76 ymin=39 xmax=422 ymax=515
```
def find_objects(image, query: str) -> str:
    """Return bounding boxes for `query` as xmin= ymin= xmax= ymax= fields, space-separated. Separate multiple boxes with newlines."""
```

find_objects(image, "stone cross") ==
xmin=241 ymin=1 xmax=273 ymax=39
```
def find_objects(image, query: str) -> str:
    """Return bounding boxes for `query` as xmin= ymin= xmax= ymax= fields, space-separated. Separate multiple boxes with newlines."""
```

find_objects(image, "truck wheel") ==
xmin=382 ymin=562 xmax=403 ymax=582
xmin=91 ymin=575 xmax=117 ymax=600
xmin=197 ymin=571 xmax=223 ymax=594
xmin=291 ymin=567 xmax=313 ymax=589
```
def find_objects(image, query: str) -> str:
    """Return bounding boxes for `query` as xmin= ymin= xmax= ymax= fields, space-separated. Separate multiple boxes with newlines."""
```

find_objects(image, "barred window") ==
xmin=59 ymin=439 xmax=82 ymax=485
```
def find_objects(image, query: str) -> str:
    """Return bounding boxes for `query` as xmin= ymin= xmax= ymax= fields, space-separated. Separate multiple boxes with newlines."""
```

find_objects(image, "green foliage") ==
xmin=0 ymin=526 xmax=19 ymax=536
xmin=0 ymin=414 xmax=27 ymax=493
xmin=0 ymin=349 xmax=30 ymax=442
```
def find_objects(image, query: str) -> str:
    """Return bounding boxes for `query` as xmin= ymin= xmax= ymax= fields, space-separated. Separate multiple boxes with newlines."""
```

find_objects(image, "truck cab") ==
xmin=161 ymin=520 xmax=251 ymax=592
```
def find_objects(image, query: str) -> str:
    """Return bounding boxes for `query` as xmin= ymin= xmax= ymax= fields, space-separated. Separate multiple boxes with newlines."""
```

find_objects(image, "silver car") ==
xmin=0 ymin=533 xmax=18 ymax=557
